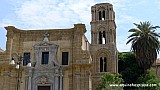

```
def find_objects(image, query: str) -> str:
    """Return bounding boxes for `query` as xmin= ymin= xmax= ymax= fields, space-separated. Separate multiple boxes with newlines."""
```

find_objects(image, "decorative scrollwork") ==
xmin=39 ymin=76 xmax=48 ymax=85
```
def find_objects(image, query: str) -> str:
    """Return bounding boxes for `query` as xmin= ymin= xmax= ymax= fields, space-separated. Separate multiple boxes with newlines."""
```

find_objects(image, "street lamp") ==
xmin=10 ymin=55 xmax=31 ymax=90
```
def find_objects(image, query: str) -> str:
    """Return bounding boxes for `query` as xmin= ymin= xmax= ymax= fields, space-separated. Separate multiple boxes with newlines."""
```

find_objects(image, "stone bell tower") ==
xmin=90 ymin=3 xmax=118 ymax=89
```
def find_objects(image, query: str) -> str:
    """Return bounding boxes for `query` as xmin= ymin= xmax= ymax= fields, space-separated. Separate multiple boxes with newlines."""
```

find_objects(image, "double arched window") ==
xmin=98 ymin=10 xmax=105 ymax=20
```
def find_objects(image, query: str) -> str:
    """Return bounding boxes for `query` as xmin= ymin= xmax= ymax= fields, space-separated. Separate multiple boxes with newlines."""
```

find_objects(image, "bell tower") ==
xmin=91 ymin=3 xmax=116 ymax=44
xmin=90 ymin=3 xmax=118 ymax=90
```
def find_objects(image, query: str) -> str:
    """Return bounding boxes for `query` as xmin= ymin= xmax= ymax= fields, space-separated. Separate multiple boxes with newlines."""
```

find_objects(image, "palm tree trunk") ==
xmin=143 ymin=65 xmax=147 ymax=75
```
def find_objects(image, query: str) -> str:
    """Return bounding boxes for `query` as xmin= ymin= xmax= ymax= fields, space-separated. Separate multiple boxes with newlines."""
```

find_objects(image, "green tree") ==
xmin=136 ymin=69 xmax=160 ymax=90
xmin=118 ymin=52 xmax=143 ymax=90
xmin=126 ymin=21 xmax=160 ymax=74
xmin=97 ymin=73 xmax=124 ymax=90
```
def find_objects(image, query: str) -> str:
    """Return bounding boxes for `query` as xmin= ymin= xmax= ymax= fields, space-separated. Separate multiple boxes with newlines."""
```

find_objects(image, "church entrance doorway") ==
xmin=38 ymin=86 xmax=51 ymax=90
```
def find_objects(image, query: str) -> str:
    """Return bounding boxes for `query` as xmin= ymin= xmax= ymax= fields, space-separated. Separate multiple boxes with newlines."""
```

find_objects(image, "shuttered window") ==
xmin=23 ymin=52 xmax=30 ymax=66
xmin=62 ymin=52 xmax=68 ymax=65
xmin=42 ymin=52 xmax=49 ymax=64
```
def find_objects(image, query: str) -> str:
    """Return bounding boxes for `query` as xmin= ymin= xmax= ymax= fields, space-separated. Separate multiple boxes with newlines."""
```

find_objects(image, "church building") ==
xmin=0 ymin=3 xmax=118 ymax=90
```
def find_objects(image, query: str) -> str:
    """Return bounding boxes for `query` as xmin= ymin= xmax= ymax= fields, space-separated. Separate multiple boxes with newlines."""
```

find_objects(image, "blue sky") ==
xmin=0 ymin=0 xmax=160 ymax=55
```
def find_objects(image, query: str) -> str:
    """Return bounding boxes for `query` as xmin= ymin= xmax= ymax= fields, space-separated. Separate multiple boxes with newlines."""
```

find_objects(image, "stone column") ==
xmin=34 ymin=47 xmax=39 ymax=67
xmin=55 ymin=69 xmax=59 ymax=90
xmin=60 ymin=76 xmax=63 ymax=90
xmin=55 ymin=75 xmax=59 ymax=90
xmin=26 ymin=68 xmax=32 ymax=90
xmin=5 ymin=26 xmax=14 ymax=61
xmin=76 ymin=75 xmax=80 ymax=90
xmin=27 ymin=76 xmax=32 ymax=90
xmin=37 ymin=48 xmax=41 ymax=66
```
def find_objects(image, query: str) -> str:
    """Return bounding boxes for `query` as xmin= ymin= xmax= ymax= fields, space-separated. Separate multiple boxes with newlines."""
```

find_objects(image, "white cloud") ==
xmin=0 ymin=19 xmax=15 ymax=28
xmin=117 ymin=37 xmax=131 ymax=52
xmin=6 ymin=0 xmax=96 ymax=29
xmin=116 ymin=15 xmax=139 ymax=30
xmin=3 ymin=0 xmax=134 ymax=29
xmin=0 ymin=0 xmax=145 ymax=52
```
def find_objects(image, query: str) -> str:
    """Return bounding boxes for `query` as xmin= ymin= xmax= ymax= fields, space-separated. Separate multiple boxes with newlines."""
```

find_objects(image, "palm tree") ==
xmin=126 ymin=21 xmax=160 ymax=74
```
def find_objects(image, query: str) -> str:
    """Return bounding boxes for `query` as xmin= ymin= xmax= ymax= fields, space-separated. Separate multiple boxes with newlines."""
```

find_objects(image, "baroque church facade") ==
xmin=0 ymin=3 xmax=118 ymax=90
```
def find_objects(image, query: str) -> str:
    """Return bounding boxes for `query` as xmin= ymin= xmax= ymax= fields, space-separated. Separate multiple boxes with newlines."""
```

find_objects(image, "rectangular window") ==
xmin=23 ymin=52 xmax=30 ymax=66
xmin=42 ymin=52 xmax=49 ymax=64
xmin=62 ymin=52 xmax=68 ymax=65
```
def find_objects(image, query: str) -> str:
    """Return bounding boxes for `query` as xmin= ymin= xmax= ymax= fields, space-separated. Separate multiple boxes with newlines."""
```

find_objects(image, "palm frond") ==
xmin=126 ymin=21 xmax=160 ymax=74
xmin=126 ymin=37 xmax=137 ymax=44
xmin=128 ymin=33 xmax=139 ymax=38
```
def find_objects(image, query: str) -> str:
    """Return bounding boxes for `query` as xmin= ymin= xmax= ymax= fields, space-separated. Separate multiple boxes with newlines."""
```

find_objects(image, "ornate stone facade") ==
xmin=0 ymin=3 xmax=118 ymax=90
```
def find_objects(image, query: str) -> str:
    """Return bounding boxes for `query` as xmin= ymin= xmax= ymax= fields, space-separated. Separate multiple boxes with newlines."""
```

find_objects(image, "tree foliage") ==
xmin=118 ymin=52 xmax=143 ymax=90
xmin=126 ymin=21 xmax=160 ymax=74
xmin=136 ymin=69 xmax=160 ymax=90
xmin=97 ymin=73 xmax=124 ymax=90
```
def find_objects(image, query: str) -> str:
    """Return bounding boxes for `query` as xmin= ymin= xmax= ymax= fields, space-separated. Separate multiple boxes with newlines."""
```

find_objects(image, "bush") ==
xmin=97 ymin=73 xmax=124 ymax=90
xmin=136 ymin=69 xmax=160 ymax=90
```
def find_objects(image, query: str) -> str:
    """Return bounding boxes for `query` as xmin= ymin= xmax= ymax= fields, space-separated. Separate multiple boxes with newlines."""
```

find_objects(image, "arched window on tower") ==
xmin=99 ymin=11 xmax=102 ymax=20
xmin=102 ymin=10 xmax=105 ymax=20
xmin=99 ymin=31 xmax=102 ymax=44
xmin=104 ymin=57 xmax=107 ymax=72
xmin=99 ymin=31 xmax=106 ymax=44
xmin=100 ymin=57 xmax=107 ymax=72
xmin=100 ymin=57 xmax=103 ymax=72
xmin=102 ymin=31 xmax=106 ymax=44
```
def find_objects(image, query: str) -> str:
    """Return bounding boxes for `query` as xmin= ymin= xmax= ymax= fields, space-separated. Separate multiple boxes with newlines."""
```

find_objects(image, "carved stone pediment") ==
xmin=34 ymin=41 xmax=58 ymax=48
